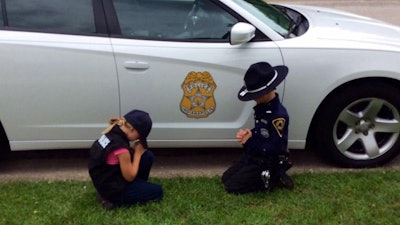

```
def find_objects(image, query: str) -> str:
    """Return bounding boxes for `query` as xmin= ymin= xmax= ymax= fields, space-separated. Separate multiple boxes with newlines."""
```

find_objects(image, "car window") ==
xmin=113 ymin=0 xmax=238 ymax=41
xmin=4 ymin=0 xmax=95 ymax=34
xmin=232 ymin=0 xmax=291 ymax=37
xmin=0 ymin=3 xmax=3 ymax=26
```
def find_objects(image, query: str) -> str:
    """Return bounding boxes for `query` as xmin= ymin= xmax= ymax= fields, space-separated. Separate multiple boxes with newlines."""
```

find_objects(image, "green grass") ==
xmin=1 ymin=170 xmax=400 ymax=225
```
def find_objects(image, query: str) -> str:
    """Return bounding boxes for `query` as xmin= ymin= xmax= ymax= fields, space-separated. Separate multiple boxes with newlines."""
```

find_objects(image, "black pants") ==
xmin=221 ymin=153 xmax=266 ymax=194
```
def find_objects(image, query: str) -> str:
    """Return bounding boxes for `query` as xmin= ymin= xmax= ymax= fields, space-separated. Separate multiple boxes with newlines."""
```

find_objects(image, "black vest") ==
xmin=88 ymin=126 xmax=131 ymax=202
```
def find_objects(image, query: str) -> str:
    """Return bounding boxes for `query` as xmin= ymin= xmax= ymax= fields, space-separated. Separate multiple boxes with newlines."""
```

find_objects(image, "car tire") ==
xmin=316 ymin=81 xmax=400 ymax=168
xmin=0 ymin=121 xmax=11 ymax=160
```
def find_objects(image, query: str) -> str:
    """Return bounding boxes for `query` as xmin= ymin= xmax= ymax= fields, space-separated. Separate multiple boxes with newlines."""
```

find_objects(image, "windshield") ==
xmin=232 ymin=0 xmax=291 ymax=37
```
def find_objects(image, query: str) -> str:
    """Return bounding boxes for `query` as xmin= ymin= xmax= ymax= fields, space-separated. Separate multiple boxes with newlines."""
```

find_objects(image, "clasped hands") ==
xmin=236 ymin=129 xmax=252 ymax=144
xmin=133 ymin=141 xmax=146 ymax=155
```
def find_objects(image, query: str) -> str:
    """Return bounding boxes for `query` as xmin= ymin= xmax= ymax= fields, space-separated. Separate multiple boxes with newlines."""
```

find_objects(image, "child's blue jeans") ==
xmin=120 ymin=150 xmax=163 ymax=206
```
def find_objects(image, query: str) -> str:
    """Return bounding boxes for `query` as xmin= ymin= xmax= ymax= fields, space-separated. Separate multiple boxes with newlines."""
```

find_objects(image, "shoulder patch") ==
xmin=272 ymin=118 xmax=286 ymax=138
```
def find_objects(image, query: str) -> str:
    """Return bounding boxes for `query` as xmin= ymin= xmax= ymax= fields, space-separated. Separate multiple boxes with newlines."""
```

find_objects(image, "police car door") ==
xmin=110 ymin=0 xmax=284 ymax=148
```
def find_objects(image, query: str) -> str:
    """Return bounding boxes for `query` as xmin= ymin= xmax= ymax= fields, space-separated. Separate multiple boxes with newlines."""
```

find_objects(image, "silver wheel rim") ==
xmin=333 ymin=97 xmax=400 ymax=160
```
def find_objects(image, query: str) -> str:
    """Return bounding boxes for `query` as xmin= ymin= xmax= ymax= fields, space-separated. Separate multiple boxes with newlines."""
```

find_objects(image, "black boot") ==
xmin=278 ymin=173 xmax=294 ymax=190
xmin=277 ymin=155 xmax=294 ymax=190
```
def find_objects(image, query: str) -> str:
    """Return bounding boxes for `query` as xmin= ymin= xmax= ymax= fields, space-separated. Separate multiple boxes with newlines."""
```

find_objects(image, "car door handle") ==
xmin=123 ymin=61 xmax=149 ymax=70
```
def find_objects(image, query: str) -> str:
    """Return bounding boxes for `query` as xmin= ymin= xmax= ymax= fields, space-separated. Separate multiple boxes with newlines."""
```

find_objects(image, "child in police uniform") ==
xmin=88 ymin=109 xmax=163 ymax=209
xmin=222 ymin=62 xmax=293 ymax=194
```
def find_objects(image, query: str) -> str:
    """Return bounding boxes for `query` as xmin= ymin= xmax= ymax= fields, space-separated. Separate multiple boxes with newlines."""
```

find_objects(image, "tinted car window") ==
xmin=5 ymin=0 xmax=95 ymax=34
xmin=0 ymin=3 xmax=3 ymax=26
xmin=113 ymin=0 xmax=238 ymax=41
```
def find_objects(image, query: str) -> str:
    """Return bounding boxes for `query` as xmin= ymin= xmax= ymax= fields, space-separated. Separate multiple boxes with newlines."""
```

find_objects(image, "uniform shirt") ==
xmin=243 ymin=94 xmax=289 ymax=156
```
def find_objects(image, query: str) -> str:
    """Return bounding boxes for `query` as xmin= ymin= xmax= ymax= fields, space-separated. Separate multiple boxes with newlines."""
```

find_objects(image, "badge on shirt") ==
xmin=260 ymin=128 xmax=270 ymax=138
xmin=260 ymin=119 xmax=268 ymax=124
xmin=272 ymin=118 xmax=286 ymax=138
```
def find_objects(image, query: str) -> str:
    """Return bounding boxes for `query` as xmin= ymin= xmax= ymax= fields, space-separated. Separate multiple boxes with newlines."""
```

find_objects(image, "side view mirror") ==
xmin=230 ymin=22 xmax=256 ymax=45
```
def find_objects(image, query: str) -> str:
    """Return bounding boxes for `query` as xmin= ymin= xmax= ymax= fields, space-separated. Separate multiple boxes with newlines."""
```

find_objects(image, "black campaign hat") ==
xmin=238 ymin=62 xmax=288 ymax=101
xmin=123 ymin=109 xmax=152 ymax=148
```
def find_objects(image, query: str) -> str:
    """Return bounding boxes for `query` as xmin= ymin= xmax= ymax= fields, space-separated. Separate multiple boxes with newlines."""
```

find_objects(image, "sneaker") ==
xmin=279 ymin=173 xmax=294 ymax=190
xmin=102 ymin=200 xmax=115 ymax=210
xmin=96 ymin=192 xmax=115 ymax=210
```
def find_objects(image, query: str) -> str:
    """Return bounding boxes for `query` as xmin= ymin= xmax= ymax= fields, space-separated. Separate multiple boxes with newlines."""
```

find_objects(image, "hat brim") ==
xmin=238 ymin=65 xmax=288 ymax=101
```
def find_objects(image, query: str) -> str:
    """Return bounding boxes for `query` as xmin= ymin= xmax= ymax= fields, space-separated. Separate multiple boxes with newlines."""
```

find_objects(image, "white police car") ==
xmin=0 ymin=0 xmax=399 ymax=168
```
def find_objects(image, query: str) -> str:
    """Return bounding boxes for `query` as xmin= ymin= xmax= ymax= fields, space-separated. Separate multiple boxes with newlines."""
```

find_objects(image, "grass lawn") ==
xmin=0 ymin=170 xmax=399 ymax=225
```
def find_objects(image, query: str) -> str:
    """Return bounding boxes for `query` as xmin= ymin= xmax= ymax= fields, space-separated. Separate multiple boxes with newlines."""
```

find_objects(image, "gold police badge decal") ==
xmin=180 ymin=71 xmax=217 ymax=118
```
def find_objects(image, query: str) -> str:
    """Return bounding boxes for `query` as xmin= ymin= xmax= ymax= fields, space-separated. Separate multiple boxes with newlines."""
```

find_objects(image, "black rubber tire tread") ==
xmin=0 ymin=121 xmax=11 ymax=160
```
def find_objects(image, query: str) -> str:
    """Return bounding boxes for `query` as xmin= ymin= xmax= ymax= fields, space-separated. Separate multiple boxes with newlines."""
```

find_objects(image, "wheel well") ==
xmin=305 ymin=77 xmax=400 ymax=150
xmin=0 ymin=120 xmax=11 ymax=157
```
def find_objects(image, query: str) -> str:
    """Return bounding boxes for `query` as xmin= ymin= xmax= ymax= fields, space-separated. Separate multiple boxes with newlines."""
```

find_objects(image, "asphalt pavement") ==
xmin=0 ymin=147 xmax=399 ymax=181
